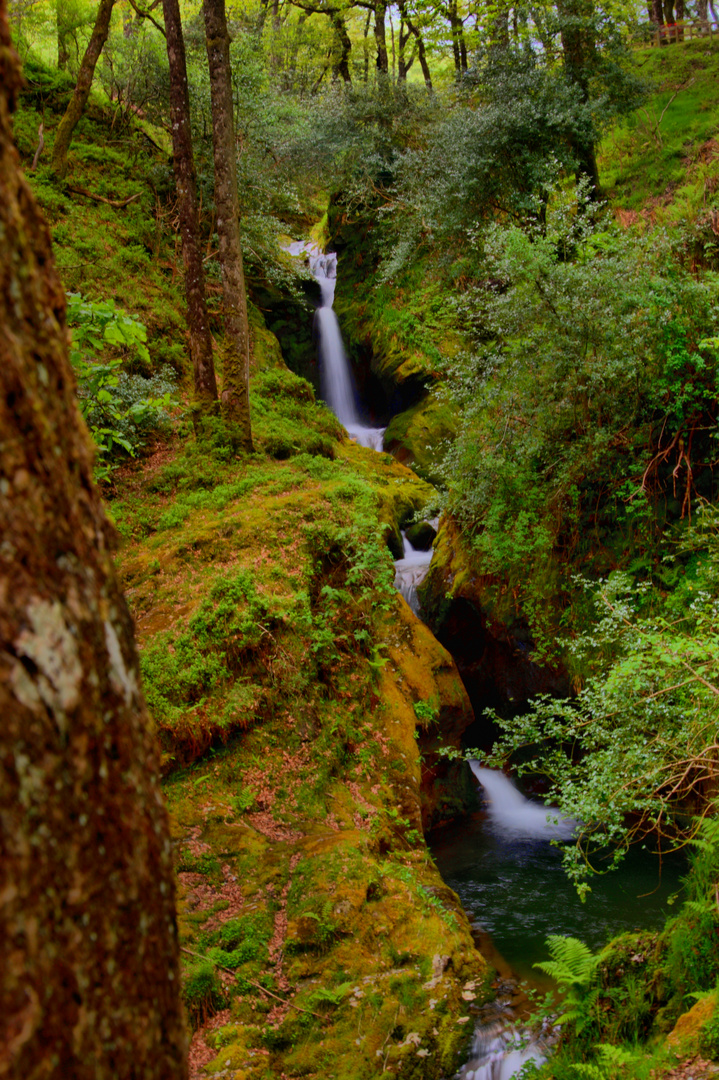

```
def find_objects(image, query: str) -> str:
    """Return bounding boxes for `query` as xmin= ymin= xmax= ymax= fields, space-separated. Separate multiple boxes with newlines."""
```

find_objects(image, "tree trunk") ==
xmin=162 ymin=0 xmax=219 ymax=411
xmin=397 ymin=18 xmax=414 ymax=81
xmin=57 ymin=3 xmax=70 ymax=68
xmin=363 ymin=7 xmax=371 ymax=81
xmin=557 ymin=0 xmax=600 ymax=194
xmin=651 ymin=0 xmax=664 ymax=26
xmin=374 ymin=0 xmax=389 ymax=74
xmin=331 ymin=11 xmax=352 ymax=82
xmin=447 ymin=0 xmax=466 ymax=76
xmin=397 ymin=0 xmax=432 ymax=89
xmin=389 ymin=6 xmax=395 ymax=80
xmin=203 ymin=0 xmax=253 ymax=449
xmin=0 ymin=7 xmax=188 ymax=1077
xmin=51 ymin=0 xmax=116 ymax=177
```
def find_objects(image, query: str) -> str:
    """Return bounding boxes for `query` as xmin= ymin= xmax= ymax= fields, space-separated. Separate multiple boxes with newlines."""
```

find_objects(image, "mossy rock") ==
xmin=406 ymin=521 xmax=436 ymax=551
xmin=667 ymin=993 xmax=719 ymax=1058
xmin=384 ymin=391 xmax=456 ymax=484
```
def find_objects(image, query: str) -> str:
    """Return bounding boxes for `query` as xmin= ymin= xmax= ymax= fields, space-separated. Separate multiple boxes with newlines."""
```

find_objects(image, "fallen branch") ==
xmin=180 ymin=946 xmax=325 ymax=1020
xmin=67 ymin=185 xmax=142 ymax=209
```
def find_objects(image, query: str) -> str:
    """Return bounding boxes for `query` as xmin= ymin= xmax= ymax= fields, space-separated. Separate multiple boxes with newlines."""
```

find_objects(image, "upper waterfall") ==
xmin=286 ymin=241 xmax=385 ymax=451
xmin=310 ymin=250 xmax=386 ymax=451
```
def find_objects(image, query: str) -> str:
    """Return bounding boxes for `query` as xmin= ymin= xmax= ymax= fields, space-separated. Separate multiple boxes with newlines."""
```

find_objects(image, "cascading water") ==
xmin=449 ymin=767 xmax=574 ymax=1079
xmin=457 ymin=997 xmax=550 ymax=1080
xmin=469 ymin=764 xmax=578 ymax=841
xmin=307 ymin=246 xmax=386 ymax=451
xmin=393 ymin=533 xmax=434 ymax=616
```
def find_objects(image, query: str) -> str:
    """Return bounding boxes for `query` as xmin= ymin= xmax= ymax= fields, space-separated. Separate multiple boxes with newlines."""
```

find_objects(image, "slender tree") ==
xmin=557 ymin=0 xmax=601 ymax=192
xmin=396 ymin=0 xmax=432 ymax=89
xmin=0 ymin=5 xmax=188 ymax=1076
xmin=161 ymin=0 xmax=219 ymax=410
xmin=203 ymin=0 xmax=253 ymax=448
xmin=51 ymin=0 xmax=116 ymax=177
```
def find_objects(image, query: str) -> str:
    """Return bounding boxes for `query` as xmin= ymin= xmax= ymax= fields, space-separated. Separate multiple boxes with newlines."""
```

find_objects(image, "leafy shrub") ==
xmin=66 ymin=294 xmax=175 ymax=478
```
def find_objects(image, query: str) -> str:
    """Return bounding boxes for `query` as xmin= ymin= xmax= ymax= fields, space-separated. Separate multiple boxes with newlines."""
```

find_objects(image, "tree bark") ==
xmin=374 ymin=0 xmax=389 ymax=74
xmin=161 ymin=0 xmax=219 ymax=410
xmin=330 ymin=11 xmax=352 ymax=82
xmin=203 ymin=0 xmax=253 ymax=449
xmin=57 ymin=2 xmax=71 ymax=69
xmin=397 ymin=17 xmax=414 ymax=81
xmin=446 ymin=0 xmax=467 ymax=76
xmin=51 ymin=0 xmax=116 ymax=177
xmin=0 ymin=7 xmax=188 ymax=1077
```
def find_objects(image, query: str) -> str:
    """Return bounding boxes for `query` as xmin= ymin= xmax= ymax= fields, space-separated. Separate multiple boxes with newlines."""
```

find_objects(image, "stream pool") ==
xmin=431 ymin=775 xmax=686 ymax=986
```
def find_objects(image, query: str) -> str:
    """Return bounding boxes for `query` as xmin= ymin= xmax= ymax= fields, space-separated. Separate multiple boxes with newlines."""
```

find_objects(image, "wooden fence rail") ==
xmin=638 ymin=19 xmax=719 ymax=45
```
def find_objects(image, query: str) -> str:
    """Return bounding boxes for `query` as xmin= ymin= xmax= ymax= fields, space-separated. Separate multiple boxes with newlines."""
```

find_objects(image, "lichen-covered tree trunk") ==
xmin=162 ymin=0 xmax=219 ymax=411
xmin=203 ymin=0 xmax=253 ymax=450
xmin=331 ymin=12 xmax=352 ymax=83
xmin=51 ymin=0 xmax=115 ymax=177
xmin=0 ymin=9 xmax=188 ymax=1077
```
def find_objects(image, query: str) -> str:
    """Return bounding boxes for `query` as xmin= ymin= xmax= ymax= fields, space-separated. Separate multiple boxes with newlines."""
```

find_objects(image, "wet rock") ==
xmin=405 ymin=521 xmax=437 ymax=551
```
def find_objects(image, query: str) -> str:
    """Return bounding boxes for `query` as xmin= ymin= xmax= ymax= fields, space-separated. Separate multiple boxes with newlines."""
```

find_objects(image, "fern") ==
xmin=571 ymin=1043 xmax=641 ymax=1080
xmin=535 ymin=936 xmax=602 ymax=1034
xmin=535 ymin=935 xmax=601 ymax=990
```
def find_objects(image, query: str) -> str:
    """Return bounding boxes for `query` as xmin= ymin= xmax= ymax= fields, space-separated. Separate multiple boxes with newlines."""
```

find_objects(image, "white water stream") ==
xmin=458 ymin=1012 xmax=548 ymax=1080
xmin=291 ymin=241 xmax=386 ymax=451
xmin=393 ymin=533 xmax=434 ymax=615
xmin=469 ymin=764 xmax=578 ymax=841
xmin=453 ymin=767 xmax=577 ymax=1079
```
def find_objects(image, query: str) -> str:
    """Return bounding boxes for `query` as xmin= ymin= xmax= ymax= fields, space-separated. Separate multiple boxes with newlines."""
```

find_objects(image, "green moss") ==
xmin=384 ymin=391 xmax=457 ymax=483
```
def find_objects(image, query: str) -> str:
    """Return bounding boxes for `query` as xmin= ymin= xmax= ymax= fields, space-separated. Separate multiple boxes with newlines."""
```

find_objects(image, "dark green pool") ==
xmin=431 ymin=770 xmax=685 ymax=985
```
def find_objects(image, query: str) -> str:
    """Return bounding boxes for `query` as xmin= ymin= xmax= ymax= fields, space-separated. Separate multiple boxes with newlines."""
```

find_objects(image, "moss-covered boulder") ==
xmin=405 ymin=520 xmax=437 ymax=552
xmin=419 ymin=518 xmax=569 ymax=729
xmin=384 ymin=390 xmax=457 ymax=484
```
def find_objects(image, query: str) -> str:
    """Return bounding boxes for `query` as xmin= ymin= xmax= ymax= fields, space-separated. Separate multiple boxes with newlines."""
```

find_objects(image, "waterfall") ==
xmin=306 ymin=247 xmax=386 ymax=451
xmin=393 ymin=533 xmax=434 ymax=616
xmin=457 ymin=1005 xmax=548 ymax=1080
xmin=470 ymin=764 xmax=577 ymax=841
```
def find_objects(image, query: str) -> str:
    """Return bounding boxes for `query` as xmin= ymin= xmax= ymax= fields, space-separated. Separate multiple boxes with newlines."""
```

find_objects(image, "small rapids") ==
xmin=456 ymin=994 xmax=550 ymax=1080
xmin=393 ymin=533 xmax=434 ymax=616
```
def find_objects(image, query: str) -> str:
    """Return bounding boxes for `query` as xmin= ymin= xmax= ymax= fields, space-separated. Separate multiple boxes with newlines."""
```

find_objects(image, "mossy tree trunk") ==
xmin=331 ymin=11 xmax=352 ymax=82
xmin=0 ymin=8 xmax=187 ymax=1077
xmin=51 ymin=0 xmax=116 ymax=177
xmin=162 ymin=0 xmax=219 ymax=411
xmin=203 ymin=0 xmax=253 ymax=449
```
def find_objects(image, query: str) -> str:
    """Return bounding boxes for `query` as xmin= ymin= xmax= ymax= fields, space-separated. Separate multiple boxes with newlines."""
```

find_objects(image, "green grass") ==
xmin=600 ymin=38 xmax=719 ymax=222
